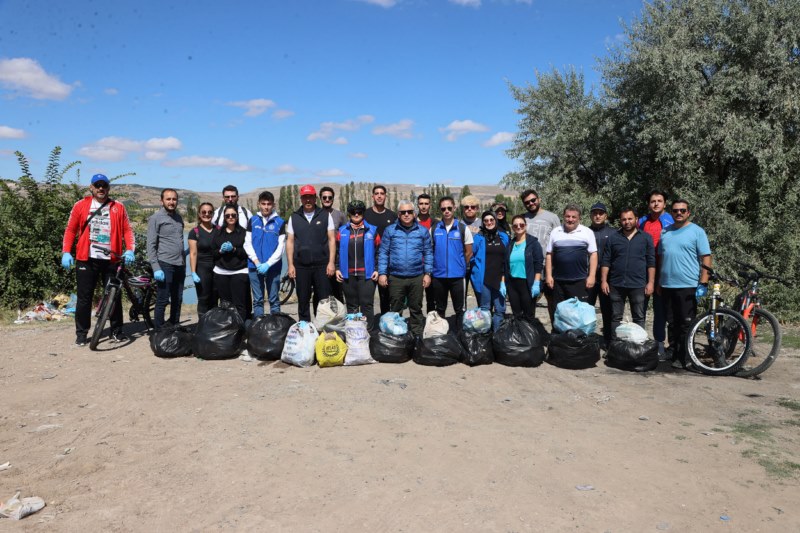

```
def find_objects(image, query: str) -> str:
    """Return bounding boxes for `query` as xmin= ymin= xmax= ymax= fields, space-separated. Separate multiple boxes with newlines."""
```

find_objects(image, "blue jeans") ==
xmin=644 ymin=292 xmax=667 ymax=343
xmin=249 ymin=266 xmax=281 ymax=317
xmin=154 ymin=262 xmax=185 ymax=328
xmin=479 ymin=283 xmax=506 ymax=332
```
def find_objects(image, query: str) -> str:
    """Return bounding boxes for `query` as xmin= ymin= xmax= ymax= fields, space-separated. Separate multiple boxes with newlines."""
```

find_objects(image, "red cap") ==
xmin=300 ymin=185 xmax=316 ymax=196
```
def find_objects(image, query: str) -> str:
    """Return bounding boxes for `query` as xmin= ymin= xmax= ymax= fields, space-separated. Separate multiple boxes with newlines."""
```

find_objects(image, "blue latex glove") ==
xmin=122 ymin=250 xmax=135 ymax=265
xmin=695 ymin=283 xmax=708 ymax=300
xmin=61 ymin=252 xmax=74 ymax=270
xmin=220 ymin=241 xmax=234 ymax=253
xmin=154 ymin=270 xmax=165 ymax=282
xmin=499 ymin=281 xmax=507 ymax=299
xmin=257 ymin=262 xmax=270 ymax=275
xmin=191 ymin=272 xmax=201 ymax=284
xmin=531 ymin=280 xmax=541 ymax=298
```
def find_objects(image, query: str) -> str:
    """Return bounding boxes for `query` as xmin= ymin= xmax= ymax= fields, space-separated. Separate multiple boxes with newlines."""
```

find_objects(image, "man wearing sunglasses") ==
xmin=430 ymin=196 xmax=473 ymax=323
xmin=147 ymin=188 xmax=186 ymax=329
xmin=319 ymin=186 xmax=346 ymax=302
xmin=211 ymin=184 xmax=251 ymax=229
xmin=521 ymin=188 xmax=561 ymax=319
xmin=657 ymin=200 xmax=712 ymax=369
xmin=377 ymin=201 xmax=433 ymax=336
xmin=62 ymin=174 xmax=135 ymax=345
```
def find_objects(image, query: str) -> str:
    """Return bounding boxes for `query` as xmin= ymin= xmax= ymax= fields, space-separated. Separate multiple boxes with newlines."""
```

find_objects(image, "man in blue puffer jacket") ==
xmin=378 ymin=200 xmax=434 ymax=335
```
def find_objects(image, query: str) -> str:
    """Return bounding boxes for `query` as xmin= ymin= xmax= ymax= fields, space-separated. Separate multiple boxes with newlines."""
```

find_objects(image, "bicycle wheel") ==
xmin=686 ymin=308 xmax=752 ymax=376
xmin=90 ymin=286 xmax=118 ymax=350
xmin=736 ymin=308 xmax=782 ymax=378
xmin=279 ymin=275 xmax=295 ymax=305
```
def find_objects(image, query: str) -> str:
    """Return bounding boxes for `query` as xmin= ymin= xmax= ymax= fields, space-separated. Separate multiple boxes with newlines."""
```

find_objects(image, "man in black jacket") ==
xmin=285 ymin=185 xmax=336 ymax=322
xmin=588 ymin=202 xmax=615 ymax=345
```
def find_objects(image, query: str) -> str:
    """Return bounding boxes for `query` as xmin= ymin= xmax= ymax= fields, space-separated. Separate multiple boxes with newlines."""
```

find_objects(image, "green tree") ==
xmin=459 ymin=185 xmax=472 ymax=201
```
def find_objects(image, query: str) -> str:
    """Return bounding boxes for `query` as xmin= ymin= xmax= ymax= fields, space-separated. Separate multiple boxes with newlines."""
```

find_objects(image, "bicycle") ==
xmin=685 ymin=265 xmax=753 ymax=376
xmin=89 ymin=246 xmax=155 ymax=350
xmin=278 ymin=273 xmax=295 ymax=305
xmin=729 ymin=260 xmax=788 ymax=378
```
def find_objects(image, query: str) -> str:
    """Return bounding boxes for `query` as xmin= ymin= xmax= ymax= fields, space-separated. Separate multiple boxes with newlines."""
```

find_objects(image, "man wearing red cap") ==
xmin=285 ymin=185 xmax=336 ymax=321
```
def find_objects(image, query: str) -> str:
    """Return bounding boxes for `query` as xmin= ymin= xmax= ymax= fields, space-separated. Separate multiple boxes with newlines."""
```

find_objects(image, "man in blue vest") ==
xmin=244 ymin=190 xmax=285 ymax=317
xmin=430 ymin=196 xmax=473 ymax=322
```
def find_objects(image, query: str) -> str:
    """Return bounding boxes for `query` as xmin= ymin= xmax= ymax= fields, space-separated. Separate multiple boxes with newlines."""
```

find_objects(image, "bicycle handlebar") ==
xmin=701 ymin=264 xmax=739 ymax=287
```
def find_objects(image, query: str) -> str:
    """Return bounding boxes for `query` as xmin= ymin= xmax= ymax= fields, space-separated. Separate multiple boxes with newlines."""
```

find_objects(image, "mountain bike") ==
xmin=685 ymin=265 xmax=753 ymax=376
xmin=90 ymin=247 xmax=155 ymax=350
xmin=279 ymin=274 xmax=295 ymax=305
xmin=729 ymin=260 xmax=789 ymax=378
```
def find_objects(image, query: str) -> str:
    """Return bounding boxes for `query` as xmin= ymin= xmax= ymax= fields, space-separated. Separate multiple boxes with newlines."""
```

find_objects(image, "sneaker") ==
xmin=239 ymin=350 xmax=254 ymax=362
xmin=110 ymin=331 xmax=129 ymax=343
xmin=657 ymin=342 xmax=668 ymax=362
xmin=670 ymin=359 xmax=685 ymax=370
xmin=75 ymin=336 xmax=87 ymax=346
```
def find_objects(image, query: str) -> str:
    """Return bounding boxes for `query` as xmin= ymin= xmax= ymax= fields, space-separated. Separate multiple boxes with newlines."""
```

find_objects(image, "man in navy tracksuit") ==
xmin=244 ymin=190 xmax=285 ymax=317
xmin=587 ymin=202 xmax=616 ymax=345
xmin=430 ymin=196 xmax=473 ymax=322
xmin=378 ymin=200 xmax=434 ymax=336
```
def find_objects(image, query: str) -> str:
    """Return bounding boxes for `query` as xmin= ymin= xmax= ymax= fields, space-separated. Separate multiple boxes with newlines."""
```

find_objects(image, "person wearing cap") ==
xmin=319 ymin=186 xmax=346 ymax=303
xmin=147 ymin=188 xmax=186 ymax=329
xmin=470 ymin=210 xmax=509 ymax=331
xmin=430 ymin=196 xmax=473 ymax=323
xmin=587 ymin=202 xmax=615 ymax=345
xmin=62 ymin=174 xmax=135 ymax=346
xmin=364 ymin=185 xmax=397 ymax=318
xmin=545 ymin=204 xmax=597 ymax=307
xmin=335 ymin=200 xmax=379 ymax=328
xmin=211 ymin=184 xmax=252 ymax=229
xmin=491 ymin=201 xmax=511 ymax=236
xmin=244 ymin=190 xmax=286 ymax=317
xmin=285 ymin=185 xmax=336 ymax=322
xmin=378 ymin=200 xmax=433 ymax=336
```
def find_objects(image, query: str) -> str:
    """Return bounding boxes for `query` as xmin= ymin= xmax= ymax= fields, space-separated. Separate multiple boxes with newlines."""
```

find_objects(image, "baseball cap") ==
xmin=91 ymin=174 xmax=110 ymax=186
xmin=300 ymin=185 xmax=316 ymax=196
xmin=590 ymin=202 xmax=607 ymax=213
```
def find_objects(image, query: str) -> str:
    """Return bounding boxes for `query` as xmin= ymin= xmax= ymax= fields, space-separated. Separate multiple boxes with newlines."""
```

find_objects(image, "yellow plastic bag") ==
xmin=315 ymin=332 xmax=347 ymax=367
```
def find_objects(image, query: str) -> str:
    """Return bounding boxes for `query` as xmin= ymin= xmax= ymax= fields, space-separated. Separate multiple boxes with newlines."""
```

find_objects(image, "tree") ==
xmin=459 ymin=185 xmax=472 ymax=201
xmin=505 ymin=0 xmax=800 ymax=318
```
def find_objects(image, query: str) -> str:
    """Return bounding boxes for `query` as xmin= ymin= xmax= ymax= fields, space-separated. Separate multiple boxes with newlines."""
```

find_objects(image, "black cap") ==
xmin=590 ymin=202 xmax=607 ymax=213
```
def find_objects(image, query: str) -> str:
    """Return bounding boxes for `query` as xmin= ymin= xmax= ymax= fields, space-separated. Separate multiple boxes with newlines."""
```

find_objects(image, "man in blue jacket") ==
xmin=378 ymin=200 xmax=434 ymax=335
xmin=244 ymin=190 xmax=285 ymax=317
xmin=430 ymin=196 xmax=473 ymax=323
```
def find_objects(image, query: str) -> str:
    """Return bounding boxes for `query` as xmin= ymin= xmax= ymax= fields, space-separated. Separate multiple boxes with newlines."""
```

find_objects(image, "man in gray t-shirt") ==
xmin=520 ymin=188 xmax=560 ymax=320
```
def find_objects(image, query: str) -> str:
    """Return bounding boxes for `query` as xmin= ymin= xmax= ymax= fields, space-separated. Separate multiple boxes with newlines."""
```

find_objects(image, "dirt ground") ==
xmin=2 ymin=301 xmax=799 ymax=532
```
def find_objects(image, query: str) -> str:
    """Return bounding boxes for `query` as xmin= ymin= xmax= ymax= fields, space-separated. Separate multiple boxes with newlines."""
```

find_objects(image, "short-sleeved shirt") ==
xmin=524 ymin=209 xmax=560 ymax=264
xmin=188 ymin=225 xmax=216 ymax=266
xmin=658 ymin=223 xmax=711 ymax=288
xmin=547 ymin=224 xmax=597 ymax=282
xmin=364 ymin=207 xmax=397 ymax=239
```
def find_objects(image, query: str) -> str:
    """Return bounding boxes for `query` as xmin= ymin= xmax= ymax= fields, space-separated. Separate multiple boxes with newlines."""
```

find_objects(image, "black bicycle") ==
xmin=279 ymin=274 xmax=295 ymax=305
xmin=90 ymin=247 xmax=155 ymax=350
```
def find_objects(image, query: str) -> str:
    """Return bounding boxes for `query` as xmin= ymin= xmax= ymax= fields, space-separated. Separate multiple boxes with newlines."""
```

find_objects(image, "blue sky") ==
xmin=0 ymin=0 xmax=642 ymax=193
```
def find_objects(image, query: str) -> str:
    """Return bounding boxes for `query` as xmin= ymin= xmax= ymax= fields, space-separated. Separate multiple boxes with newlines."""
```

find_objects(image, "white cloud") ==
xmin=483 ymin=131 xmax=515 ymax=147
xmin=104 ymin=88 xmax=119 ymax=95
xmin=440 ymin=119 xmax=490 ymax=141
xmin=357 ymin=0 xmax=397 ymax=7
xmin=163 ymin=155 xmax=251 ymax=172
xmin=450 ymin=0 xmax=481 ymax=6
xmin=227 ymin=98 xmax=276 ymax=117
xmin=372 ymin=118 xmax=414 ymax=139
xmin=307 ymin=115 xmax=375 ymax=143
xmin=349 ymin=152 xmax=368 ymax=159
xmin=0 ymin=57 xmax=73 ymax=100
xmin=274 ymin=164 xmax=300 ymax=174
xmin=0 ymin=125 xmax=27 ymax=139
xmin=272 ymin=109 xmax=295 ymax=119
xmin=315 ymin=168 xmax=346 ymax=178
xmin=78 ymin=135 xmax=182 ymax=161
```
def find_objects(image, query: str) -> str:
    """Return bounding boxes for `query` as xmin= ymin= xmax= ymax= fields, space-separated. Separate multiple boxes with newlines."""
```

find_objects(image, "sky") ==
xmin=0 ymin=0 xmax=643 ymax=193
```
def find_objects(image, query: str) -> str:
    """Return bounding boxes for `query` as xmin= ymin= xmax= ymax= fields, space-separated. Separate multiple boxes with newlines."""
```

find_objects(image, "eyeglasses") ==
xmin=224 ymin=213 xmax=238 ymax=219
xmin=440 ymin=206 xmax=454 ymax=212
xmin=512 ymin=223 xmax=527 ymax=229
xmin=524 ymin=198 xmax=538 ymax=205
xmin=321 ymin=195 xmax=334 ymax=200
xmin=482 ymin=219 xmax=495 ymax=224
xmin=463 ymin=205 xmax=478 ymax=210
xmin=672 ymin=208 xmax=688 ymax=214
xmin=399 ymin=209 xmax=414 ymax=215
xmin=200 ymin=210 xmax=213 ymax=216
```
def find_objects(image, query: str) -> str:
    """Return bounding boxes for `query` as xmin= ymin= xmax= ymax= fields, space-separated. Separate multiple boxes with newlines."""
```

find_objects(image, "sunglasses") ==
xmin=524 ymin=198 xmax=538 ymax=205
xmin=349 ymin=210 xmax=364 ymax=216
xmin=321 ymin=195 xmax=334 ymax=200
xmin=512 ymin=223 xmax=527 ymax=229
xmin=224 ymin=213 xmax=238 ymax=219
xmin=463 ymin=205 xmax=478 ymax=210
xmin=483 ymin=219 xmax=495 ymax=224
xmin=440 ymin=206 xmax=454 ymax=212
xmin=672 ymin=208 xmax=688 ymax=214
xmin=399 ymin=209 xmax=415 ymax=215
xmin=93 ymin=183 xmax=109 ymax=189
xmin=200 ymin=210 xmax=213 ymax=216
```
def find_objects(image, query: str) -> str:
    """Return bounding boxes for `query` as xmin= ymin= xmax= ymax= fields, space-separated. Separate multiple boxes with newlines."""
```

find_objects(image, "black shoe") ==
xmin=110 ymin=330 xmax=129 ymax=343
xmin=75 ymin=335 xmax=87 ymax=346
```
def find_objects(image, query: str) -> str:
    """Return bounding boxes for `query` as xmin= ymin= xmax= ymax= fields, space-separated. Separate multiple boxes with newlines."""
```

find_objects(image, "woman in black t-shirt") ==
xmin=188 ymin=202 xmax=218 ymax=315
xmin=211 ymin=204 xmax=250 ymax=322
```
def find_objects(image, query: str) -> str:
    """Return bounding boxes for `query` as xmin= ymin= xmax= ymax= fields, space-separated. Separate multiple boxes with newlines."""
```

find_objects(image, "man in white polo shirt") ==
xmin=545 ymin=204 xmax=597 ymax=307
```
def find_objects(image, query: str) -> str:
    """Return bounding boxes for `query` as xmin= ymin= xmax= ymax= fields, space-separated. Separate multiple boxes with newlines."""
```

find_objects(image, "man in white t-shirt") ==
xmin=546 ymin=204 xmax=598 ymax=307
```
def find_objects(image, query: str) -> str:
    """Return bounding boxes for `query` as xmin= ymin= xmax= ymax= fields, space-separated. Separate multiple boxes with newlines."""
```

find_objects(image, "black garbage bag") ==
xmin=150 ymin=324 xmax=193 ymax=358
xmin=370 ymin=331 xmax=415 ymax=363
xmin=606 ymin=339 xmax=659 ymax=372
xmin=192 ymin=302 xmax=246 ymax=360
xmin=414 ymin=334 xmax=461 ymax=366
xmin=458 ymin=330 xmax=493 ymax=366
xmin=492 ymin=317 xmax=546 ymax=367
xmin=547 ymin=330 xmax=601 ymax=369
xmin=246 ymin=313 xmax=296 ymax=360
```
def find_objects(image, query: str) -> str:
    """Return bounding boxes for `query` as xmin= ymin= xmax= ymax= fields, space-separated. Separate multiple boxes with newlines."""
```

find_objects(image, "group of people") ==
xmin=61 ymin=176 xmax=712 ymax=369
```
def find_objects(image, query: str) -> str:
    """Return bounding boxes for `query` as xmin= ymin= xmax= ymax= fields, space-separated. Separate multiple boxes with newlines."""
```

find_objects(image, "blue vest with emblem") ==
xmin=247 ymin=213 xmax=284 ymax=270
xmin=431 ymin=219 xmax=467 ymax=278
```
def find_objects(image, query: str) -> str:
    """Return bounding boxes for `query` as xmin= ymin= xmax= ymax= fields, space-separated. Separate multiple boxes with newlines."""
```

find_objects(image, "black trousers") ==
xmin=214 ymin=272 xmax=250 ymax=323
xmin=424 ymin=284 xmax=436 ymax=314
xmin=587 ymin=281 xmax=614 ymax=342
xmin=75 ymin=259 xmax=123 ymax=337
xmin=195 ymin=261 xmax=218 ymax=316
xmin=552 ymin=279 xmax=589 ymax=307
xmin=608 ymin=286 xmax=646 ymax=337
xmin=342 ymin=275 xmax=376 ymax=329
xmin=328 ymin=276 xmax=344 ymax=304
xmin=295 ymin=265 xmax=331 ymax=322
xmin=662 ymin=287 xmax=697 ymax=365
xmin=432 ymin=277 xmax=466 ymax=320
xmin=388 ymin=275 xmax=424 ymax=335
xmin=508 ymin=277 xmax=535 ymax=321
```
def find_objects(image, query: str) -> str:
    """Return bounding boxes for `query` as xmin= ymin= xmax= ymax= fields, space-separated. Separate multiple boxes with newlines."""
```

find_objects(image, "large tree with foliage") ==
xmin=505 ymin=0 xmax=800 ymax=318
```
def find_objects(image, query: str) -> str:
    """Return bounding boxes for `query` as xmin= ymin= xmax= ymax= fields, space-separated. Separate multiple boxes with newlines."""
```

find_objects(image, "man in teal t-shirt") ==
xmin=657 ymin=199 xmax=712 ymax=369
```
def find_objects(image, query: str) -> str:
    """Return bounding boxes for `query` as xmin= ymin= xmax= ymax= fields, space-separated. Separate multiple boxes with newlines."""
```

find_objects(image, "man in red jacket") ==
xmin=62 ymin=174 xmax=135 ymax=346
